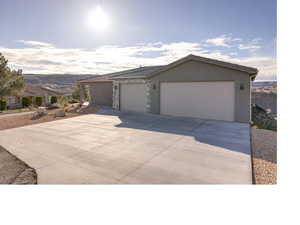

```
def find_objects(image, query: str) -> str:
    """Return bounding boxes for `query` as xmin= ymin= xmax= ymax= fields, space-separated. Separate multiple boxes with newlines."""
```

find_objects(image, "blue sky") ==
xmin=0 ymin=0 xmax=276 ymax=80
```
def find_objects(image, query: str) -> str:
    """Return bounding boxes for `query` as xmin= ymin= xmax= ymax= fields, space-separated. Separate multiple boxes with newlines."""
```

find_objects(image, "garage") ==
xmin=160 ymin=82 xmax=235 ymax=121
xmin=79 ymin=54 xmax=258 ymax=123
xmin=120 ymin=83 xmax=147 ymax=112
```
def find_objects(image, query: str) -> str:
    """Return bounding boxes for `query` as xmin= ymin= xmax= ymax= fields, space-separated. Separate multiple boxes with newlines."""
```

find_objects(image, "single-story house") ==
xmin=78 ymin=54 xmax=258 ymax=123
xmin=6 ymin=84 xmax=65 ymax=109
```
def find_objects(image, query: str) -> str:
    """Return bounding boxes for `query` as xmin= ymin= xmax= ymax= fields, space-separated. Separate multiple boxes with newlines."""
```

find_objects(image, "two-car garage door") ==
xmin=160 ymin=82 xmax=235 ymax=121
xmin=120 ymin=81 xmax=235 ymax=122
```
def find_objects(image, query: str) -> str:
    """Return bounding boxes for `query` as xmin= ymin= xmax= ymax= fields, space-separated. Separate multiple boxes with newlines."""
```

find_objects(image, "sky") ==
xmin=0 ymin=0 xmax=277 ymax=80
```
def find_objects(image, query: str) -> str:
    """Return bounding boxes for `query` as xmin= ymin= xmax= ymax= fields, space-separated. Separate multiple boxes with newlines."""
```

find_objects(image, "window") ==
xmin=8 ymin=96 xmax=16 ymax=104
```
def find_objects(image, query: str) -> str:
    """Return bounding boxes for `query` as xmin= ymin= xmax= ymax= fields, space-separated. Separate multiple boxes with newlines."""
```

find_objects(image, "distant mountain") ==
xmin=252 ymin=81 xmax=277 ymax=88
xmin=24 ymin=74 xmax=101 ymax=86
xmin=23 ymin=74 xmax=102 ymax=94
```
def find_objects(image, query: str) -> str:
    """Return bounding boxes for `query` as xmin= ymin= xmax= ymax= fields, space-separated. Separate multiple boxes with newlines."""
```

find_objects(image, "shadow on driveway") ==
xmin=97 ymin=107 xmax=251 ymax=156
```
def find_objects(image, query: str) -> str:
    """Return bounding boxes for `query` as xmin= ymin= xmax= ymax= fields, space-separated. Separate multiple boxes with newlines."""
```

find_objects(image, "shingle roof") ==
xmin=109 ymin=66 xmax=165 ymax=79
xmin=78 ymin=54 xmax=258 ymax=83
xmin=78 ymin=66 xmax=164 ymax=83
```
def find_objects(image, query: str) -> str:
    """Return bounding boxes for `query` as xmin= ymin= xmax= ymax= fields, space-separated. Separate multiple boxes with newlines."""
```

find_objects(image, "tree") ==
xmin=22 ymin=97 xmax=32 ymax=107
xmin=50 ymin=96 xmax=58 ymax=104
xmin=72 ymin=84 xmax=88 ymax=101
xmin=35 ymin=96 xmax=43 ymax=106
xmin=0 ymin=53 xmax=25 ymax=104
xmin=72 ymin=85 xmax=81 ymax=100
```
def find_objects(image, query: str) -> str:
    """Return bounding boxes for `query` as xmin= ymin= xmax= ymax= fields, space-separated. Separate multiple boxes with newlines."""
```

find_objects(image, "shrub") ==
xmin=35 ymin=96 xmax=43 ymax=106
xmin=251 ymin=104 xmax=277 ymax=131
xmin=50 ymin=96 xmax=57 ymax=104
xmin=0 ymin=100 xmax=6 ymax=110
xmin=33 ymin=107 xmax=48 ymax=118
xmin=58 ymin=96 xmax=69 ymax=108
xmin=22 ymin=97 xmax=32 ymax=107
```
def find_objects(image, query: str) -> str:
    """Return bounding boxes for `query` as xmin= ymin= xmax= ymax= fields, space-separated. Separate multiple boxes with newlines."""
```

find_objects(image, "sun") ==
xmin=87 ymin=6 xmax=109 ymax=31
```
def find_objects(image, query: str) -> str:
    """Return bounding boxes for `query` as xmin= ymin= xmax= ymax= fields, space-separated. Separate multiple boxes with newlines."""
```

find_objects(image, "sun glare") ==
xmin=87 ymin=6 xmax=109 ymax=31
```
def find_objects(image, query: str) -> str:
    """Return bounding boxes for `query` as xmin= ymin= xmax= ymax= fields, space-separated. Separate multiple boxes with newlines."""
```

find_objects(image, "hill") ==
xmin=23 ymin=74 xmax=101 ymax=94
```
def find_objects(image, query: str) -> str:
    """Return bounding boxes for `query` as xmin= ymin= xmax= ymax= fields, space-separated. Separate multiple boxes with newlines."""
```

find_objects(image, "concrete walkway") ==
xmin=0 ymin=109 xmax=252 ymax=184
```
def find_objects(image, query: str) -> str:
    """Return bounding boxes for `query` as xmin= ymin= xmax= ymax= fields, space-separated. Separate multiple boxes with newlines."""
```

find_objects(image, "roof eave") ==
xmin=78 ymin=80 xmax=113 ymax=84
xmin=110 ymin=76 xmax=147 ymax=80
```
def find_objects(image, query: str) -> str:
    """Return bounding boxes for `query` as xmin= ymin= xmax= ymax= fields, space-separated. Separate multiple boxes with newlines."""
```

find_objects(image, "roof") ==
xmin=78 ymin=54 xmax=258 ymax=83
xmin=78 ymin=66 xmax=164 ymax=83
xmin=20 ymin=84 xmax=63 ymax=97
xmin=108 ymin=66 xmax=165 ymax=79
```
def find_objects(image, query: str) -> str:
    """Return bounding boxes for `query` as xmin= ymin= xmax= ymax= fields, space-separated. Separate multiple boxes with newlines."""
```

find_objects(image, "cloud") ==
xmin=239 ymin=44 xmax=261 ymax=50
xmin=238 ymin=38 xmax=262 ymax=51
xmin=205 ymin=35 xmax=241 ymax=47
xmin=0 ymin=38 xmax=276 ymax=80
xmin=17 ymin=40 xmax=54 ymax=48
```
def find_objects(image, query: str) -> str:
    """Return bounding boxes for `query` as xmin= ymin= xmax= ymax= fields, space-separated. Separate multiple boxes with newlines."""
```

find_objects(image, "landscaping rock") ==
xmin=54 ymin=110 xmax=66 ymax=117
xmin=251 ymin=128 xmax=277 ymax=184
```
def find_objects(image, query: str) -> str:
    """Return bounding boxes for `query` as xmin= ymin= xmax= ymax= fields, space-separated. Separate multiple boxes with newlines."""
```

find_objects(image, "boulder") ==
xmin=54 ymin=110 xmax=66 ymax=117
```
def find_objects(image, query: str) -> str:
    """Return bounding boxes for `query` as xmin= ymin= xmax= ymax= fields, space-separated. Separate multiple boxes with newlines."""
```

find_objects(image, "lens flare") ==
xmin=87 ymin=6 xmax=109 ymax=30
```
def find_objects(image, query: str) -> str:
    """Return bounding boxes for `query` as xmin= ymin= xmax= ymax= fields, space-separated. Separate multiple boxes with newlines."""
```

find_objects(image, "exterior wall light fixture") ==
xmin=240 ymin=83 xmax=245 ymax=90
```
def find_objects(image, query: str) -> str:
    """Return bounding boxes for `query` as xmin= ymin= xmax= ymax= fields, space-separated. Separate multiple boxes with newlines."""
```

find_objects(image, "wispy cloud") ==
xmin=205 ymin=35 xmax=241 ymax=48
xmin=0 ymin=37 xmax=276 ymax=80
xmin=16 ymin=40 xmax=54 ymax=48
xmin=238 ymin=38 xmax=262 ymax=51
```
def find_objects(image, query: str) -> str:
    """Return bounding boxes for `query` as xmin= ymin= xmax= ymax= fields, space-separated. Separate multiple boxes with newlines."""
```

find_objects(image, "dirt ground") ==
xmin=0 ymin=104 xmax=99 ymax=131
xmin=0 ymin=145 xmax=37 ymax=184
xmin=251 ymin=128 xmax=277 ymax=184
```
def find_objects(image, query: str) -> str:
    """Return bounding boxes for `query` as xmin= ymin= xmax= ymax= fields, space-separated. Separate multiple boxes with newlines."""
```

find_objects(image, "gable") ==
xmin=150 ymin=60 xmax=250 ymax=83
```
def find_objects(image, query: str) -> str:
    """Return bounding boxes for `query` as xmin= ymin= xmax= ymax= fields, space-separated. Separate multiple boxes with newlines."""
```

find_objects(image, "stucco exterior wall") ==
xmin=149 ymin=60 xmax=251 ymax=123
xmin=88 ymin=82 xmax=113 ymax=106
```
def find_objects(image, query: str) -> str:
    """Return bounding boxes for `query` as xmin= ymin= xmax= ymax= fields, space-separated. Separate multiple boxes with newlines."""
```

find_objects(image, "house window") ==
xmin=8 ymin=96 xmax=16 ymax=104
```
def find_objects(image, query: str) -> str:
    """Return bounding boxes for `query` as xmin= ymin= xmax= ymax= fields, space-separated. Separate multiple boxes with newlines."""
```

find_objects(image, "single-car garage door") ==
xmin=160 ymin=82 xmax=235 ymax=121
xmin=120 ymin=83 xmax=147 ymax=112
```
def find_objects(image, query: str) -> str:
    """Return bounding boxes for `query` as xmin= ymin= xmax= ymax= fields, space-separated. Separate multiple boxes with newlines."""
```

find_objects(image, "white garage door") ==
xmin=120 ymin=83 xmax=147 ymax=112
xmin=160 ymin=82 xmax=235 ymax=121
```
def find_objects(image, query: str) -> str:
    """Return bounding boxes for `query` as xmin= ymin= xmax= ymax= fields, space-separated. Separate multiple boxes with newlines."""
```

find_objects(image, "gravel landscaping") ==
xmin=251 ymin=128 xmax=277 ymax=184
xmin=0 ymin=145 xmax=37 ymax=184
xmin=0 ymin=104 xmax=99 ymax=131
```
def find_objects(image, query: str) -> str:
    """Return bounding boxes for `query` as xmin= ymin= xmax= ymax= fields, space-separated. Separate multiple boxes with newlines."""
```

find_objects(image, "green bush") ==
xmin=35 ymin=96 xmax=43 ymax=106
xmin=22 ymin=97 xmax=32 ymax=107
xmin=50 ymin=96 xmax=57 ymax=104
xmin=0 ymin=100 xmax=6 ymax=110
xmin=58 ymin=96 xmax=68 ymax=108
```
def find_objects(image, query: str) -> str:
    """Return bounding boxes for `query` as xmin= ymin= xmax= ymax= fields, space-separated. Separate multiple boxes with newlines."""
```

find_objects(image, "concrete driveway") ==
xmin=0 ymin=108 xmax=252 ymax=184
